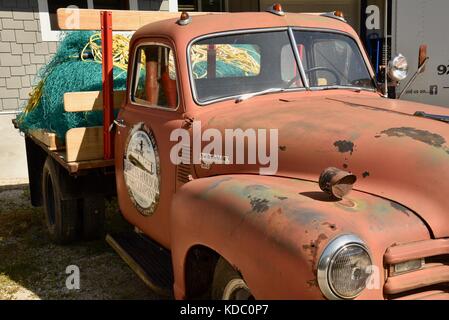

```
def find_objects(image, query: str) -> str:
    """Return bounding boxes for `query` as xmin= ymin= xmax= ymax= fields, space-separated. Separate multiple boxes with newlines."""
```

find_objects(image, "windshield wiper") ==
xmin=313 ymin=85 xmax=375 ymax=92
xmin=235 ymin=88 xmax=286 ymax=103
xmin=414 ymin=111 xmax=449 ymax=124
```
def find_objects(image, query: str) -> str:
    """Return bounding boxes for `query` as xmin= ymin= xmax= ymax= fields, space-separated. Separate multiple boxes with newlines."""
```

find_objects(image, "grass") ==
xmin=0 ymin=187 xmax=160 ymax=300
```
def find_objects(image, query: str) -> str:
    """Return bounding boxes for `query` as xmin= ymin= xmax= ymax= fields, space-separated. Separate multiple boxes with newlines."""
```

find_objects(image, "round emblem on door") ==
xmin=123 ymin=122 xmax=160 ymax=216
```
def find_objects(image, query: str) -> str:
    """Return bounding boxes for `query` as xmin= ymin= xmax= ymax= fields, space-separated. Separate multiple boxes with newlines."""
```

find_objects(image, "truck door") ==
xmin=114 ymin=40 xmax=183 ymax=249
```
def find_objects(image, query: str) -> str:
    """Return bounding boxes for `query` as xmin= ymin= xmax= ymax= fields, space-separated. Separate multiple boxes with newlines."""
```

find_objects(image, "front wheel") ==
xmin=212 ymin=257 xmax=254 ymax=300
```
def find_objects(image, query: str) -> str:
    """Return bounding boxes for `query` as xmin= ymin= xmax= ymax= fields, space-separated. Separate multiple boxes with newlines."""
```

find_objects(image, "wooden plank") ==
xmin=57 ymin=8 xmax=218 ymax=31
xmin=64 ymin=90 xmax=126 ymax=112
xmin=27 ymin=132 xmax=113 ymax=174
xmin=66 ymin=126 xmax=103 ymax=162
xmin=29 ymin=129 xmax=64 ymax=151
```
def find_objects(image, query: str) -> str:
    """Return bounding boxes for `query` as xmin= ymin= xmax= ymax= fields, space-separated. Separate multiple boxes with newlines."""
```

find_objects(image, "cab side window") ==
xmin=133 ymin=45 xmax=178 ymax=108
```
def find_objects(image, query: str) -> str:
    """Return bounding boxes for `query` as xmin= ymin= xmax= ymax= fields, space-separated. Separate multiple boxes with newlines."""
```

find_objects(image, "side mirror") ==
xmin=388 ymin=53 xmax=409 ymax=82
xmin=418 ymin=44 xmax=428 ymax=73
xmin=397 ymin=45 xmax=429 ymax=99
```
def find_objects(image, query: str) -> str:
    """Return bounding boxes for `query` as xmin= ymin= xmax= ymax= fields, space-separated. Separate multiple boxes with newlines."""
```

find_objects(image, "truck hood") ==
xmin=192 ymin=92 xmax=449 ymax=238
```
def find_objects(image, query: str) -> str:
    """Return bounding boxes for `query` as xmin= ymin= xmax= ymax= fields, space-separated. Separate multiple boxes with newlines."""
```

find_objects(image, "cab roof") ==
xmin=133 ymin=11 xmax=357 ymax=45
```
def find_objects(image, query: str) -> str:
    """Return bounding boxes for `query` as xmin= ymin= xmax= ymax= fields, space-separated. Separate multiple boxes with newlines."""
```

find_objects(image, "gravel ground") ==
xmin=0 ymin=185 xmax=164 ymax=300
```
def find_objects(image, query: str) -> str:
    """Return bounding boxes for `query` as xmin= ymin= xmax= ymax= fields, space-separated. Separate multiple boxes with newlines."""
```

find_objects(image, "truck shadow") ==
xmin=0 ymin=185 xmax=168 ymax=300
xmin=299 ymin=191 xmax=340 ymax=202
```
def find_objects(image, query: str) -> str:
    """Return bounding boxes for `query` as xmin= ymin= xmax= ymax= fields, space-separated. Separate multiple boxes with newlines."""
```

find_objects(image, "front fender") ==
xmin=171 ymin=175 xmax=430 ymax=300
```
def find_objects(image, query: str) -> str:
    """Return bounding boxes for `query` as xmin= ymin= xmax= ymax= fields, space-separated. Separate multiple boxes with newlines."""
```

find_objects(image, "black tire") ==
xmin=212 ymin=257 xmax=253 ymax=300
xmin=42 ymin=157 xmax=79 ymax=244
xmin=81 ymin=196 xmax=105 ymax=240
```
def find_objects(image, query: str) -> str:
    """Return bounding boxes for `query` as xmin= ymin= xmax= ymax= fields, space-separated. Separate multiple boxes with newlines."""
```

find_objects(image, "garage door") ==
xmin=260 ymin=0 xmax=361 ymax=33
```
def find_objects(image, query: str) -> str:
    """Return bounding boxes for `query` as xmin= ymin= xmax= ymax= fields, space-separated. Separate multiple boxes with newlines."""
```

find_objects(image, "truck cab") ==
xmin=20 ymin=6 xmax=449 ymax=300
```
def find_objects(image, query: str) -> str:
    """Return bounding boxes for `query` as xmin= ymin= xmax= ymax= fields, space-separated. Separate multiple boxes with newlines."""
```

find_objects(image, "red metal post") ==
xmin=207 ymin=44 xmax=216 ymax=79
xmin=101 ymin=11 xmax=114 ymax=160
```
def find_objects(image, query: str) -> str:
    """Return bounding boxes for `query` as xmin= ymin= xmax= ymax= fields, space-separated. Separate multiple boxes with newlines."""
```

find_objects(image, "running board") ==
xmin=106 ymin=232 xmax=174 ymax=298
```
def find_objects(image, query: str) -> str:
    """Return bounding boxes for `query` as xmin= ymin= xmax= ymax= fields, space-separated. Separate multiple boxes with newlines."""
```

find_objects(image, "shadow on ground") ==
xmin=0 ymin=185 xmax=165 ymax=300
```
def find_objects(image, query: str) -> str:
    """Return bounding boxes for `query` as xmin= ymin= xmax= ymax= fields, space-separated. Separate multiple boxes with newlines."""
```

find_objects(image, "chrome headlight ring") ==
xmin=317 ymin=234 xmax=372 ymax=300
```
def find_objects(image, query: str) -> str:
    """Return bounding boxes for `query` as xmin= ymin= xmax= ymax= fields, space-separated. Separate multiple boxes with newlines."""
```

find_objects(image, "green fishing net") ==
xmin=17 ymin=31 xmax=127 ymax=141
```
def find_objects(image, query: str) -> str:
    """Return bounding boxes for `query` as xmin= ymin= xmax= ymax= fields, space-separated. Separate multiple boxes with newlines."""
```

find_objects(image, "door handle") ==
xmin=109 ymin=119 xmax=127 ymax=132
xmin=114 ymin=119 xmax=127 ymax=128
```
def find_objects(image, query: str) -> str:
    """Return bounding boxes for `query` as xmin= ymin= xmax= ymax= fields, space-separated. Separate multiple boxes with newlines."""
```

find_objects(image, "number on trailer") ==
xmin=437 ymin=64 xmax=449 ymax=75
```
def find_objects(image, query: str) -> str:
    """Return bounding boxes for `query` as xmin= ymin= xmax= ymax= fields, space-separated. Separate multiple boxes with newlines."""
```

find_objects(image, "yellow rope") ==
xmin=17 ymin=79 xmax=44 ymax=122
xmin=191 ymin=44 xmax=260 ymax=79
xmin=81 ymin=33 xmax=131 ymax=72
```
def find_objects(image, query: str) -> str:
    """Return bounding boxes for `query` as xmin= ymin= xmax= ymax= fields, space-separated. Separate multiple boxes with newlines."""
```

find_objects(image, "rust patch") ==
xmin=303 ymin=233 xmax=329 ymax=271
xmin=279 ymin=145 xmax=287 ymax=152
xmin=343 ymin=163 xmax=348 ymax=169
xmin=275 ymin=196 xmax=288 ymax=201
xmin=306 ymin=279 xmax=318 ymax=288
xmin=321 ymin=222 xmax=337 ymax=231
xmin=381 ymin=127 xmax=447 ymax=151
xmin=243 ymin=185 xmax=269 ymax=193
xmin=249 ymin=197 xmax=270 ymax=213
xmin=334 ymin=140 xmax=355 ymax=155
xmin=362 ymin=171 xmax=370 ymax=178
xmin=327 ymin=98 xmax=413 ymax=117
xmin=204 ymin=177 xmax=233 ymax=193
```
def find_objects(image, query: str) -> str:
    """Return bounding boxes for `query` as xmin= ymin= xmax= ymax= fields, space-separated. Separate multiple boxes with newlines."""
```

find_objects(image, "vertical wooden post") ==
xmin=145 ymin=47 xmax=160 ymax=105
xmin=101 ymin=11 xmax=114 ymax=160
xmin=207 ymin=44 xmax=216 ymax=79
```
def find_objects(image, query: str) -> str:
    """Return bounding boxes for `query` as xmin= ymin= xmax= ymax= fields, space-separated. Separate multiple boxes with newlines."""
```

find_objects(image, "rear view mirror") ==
xmin=397 ymin=45 xmax=430 ymax=99
xmin=418 ymin=45 xmax=428 ymax=73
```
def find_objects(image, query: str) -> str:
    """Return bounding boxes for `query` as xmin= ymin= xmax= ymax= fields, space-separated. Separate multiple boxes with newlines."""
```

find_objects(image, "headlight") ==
xmin=388 ymin=53 xmax=408 ymax=81
xmin=317 ymin=234 xmax=372 ymax=300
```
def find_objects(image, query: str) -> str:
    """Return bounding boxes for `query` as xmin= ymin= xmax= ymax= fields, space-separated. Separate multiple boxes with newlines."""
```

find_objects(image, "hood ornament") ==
xmin=319 ymin=167 xmax=357 ymax=199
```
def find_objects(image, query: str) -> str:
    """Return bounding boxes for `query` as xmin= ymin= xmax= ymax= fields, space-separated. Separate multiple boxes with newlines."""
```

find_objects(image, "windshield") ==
xmin=189 ymin=29 xmax=374 ymax=104
xmin=293 ymin=31 xmax=374 ymax=89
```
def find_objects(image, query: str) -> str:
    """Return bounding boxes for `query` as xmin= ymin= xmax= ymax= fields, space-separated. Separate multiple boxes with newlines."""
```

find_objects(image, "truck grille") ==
xmin=384 ymin=239 xmax=449 ymax=300
xmin=176 ymin=144 xmax=192 ymax=184
xmin=177 ymin=163 xmax=192 ymax=184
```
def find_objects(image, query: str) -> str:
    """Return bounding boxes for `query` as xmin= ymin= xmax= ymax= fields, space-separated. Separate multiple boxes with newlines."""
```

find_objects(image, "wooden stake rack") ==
xmin=27 ymin=8 xmax=212 ymax=172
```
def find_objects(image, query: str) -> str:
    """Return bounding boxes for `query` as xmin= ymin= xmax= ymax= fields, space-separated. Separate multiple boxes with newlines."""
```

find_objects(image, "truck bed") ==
xmin=28 ymin=132 xmax=114 ymax=174
xmin=13 ymin=119 xmax=114 ymax=174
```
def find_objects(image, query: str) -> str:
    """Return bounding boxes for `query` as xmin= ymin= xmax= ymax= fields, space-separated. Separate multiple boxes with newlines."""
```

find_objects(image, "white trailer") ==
xmin=392 ymin=0 xmax=449 ymax=108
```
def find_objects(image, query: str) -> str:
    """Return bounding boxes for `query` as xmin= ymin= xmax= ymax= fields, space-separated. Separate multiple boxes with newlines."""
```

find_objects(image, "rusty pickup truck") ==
xmin=18 ymin=5 xmax=449 ymax=300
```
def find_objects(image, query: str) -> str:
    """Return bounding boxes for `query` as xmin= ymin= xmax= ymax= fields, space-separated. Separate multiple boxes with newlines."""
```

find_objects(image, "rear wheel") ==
xmin=42 ymin=157 xmax=79 ymax=244
xmin=212 ymin=257 xmax=254 ymax=300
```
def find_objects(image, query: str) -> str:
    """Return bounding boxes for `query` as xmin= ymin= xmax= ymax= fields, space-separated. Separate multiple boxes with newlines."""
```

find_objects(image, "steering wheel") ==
xmin=287 ymin=66 xmax=342 ymax=87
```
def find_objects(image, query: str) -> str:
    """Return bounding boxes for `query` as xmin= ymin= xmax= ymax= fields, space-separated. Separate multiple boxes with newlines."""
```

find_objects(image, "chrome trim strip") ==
xmin=288 ymin=27 xmax=309 ymax=89
xmin=317 ymin=234 xmax=371 ymax=300
xmin=310 ymin=86 xmax=377 ymax=93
